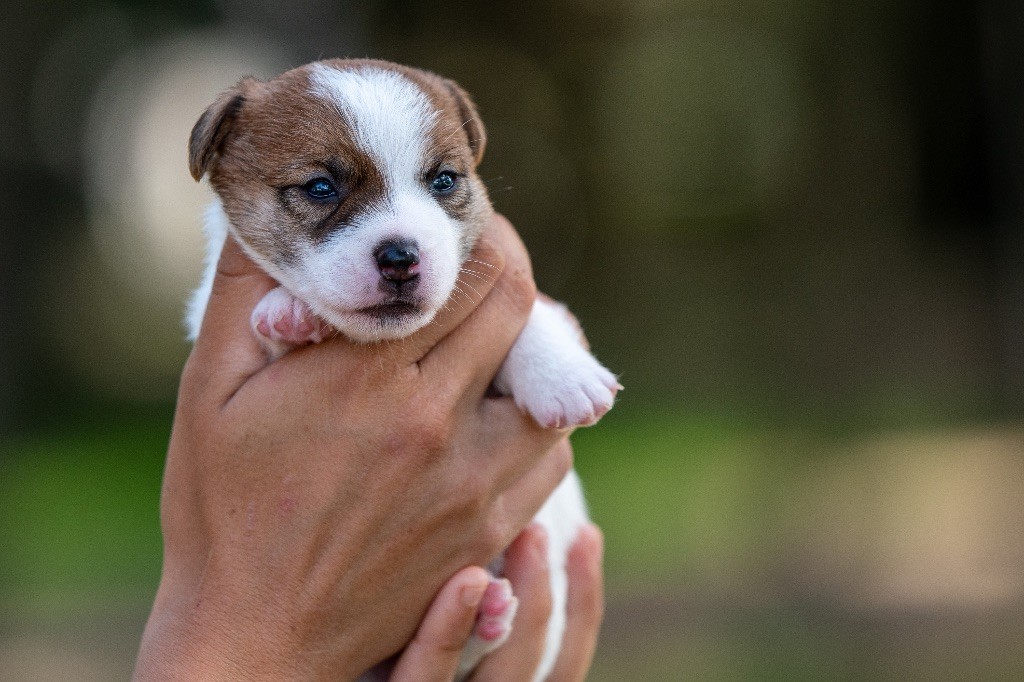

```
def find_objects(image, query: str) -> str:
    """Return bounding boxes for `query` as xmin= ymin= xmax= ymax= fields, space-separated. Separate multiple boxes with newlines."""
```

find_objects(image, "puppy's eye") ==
xmin=303 ymin=178 xmax=338 ymax=200
xmin=431 ymin=171 xmax=457 ymax=194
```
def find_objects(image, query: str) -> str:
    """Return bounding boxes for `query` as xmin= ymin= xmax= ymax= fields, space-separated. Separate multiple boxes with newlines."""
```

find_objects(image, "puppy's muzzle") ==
xmin=375 ymin=239 xmax=420 ymax=286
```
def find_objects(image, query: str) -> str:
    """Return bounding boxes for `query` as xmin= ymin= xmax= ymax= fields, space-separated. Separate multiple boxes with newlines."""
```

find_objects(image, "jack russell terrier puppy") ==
xmin=185 ymin=58 xmax=618 ymax=680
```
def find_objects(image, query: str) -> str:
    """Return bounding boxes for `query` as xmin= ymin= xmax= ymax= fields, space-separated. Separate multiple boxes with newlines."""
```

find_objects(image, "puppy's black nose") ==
xmin=375 ymin=240 xmax=420 ymax=282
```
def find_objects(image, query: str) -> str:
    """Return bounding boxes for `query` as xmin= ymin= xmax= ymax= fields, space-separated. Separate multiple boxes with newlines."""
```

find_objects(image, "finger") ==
xmin=495 ymin=439 xmax=575 ymax=547
xmin=470 ymin=525 xmax=552 ymax=681
xmin=547 ymin=524 xmax=604 ymax=682
xmin=186 ymin=235 xmax=278 ymax=401
xmin=476 ymin=397 xmax=572 ymax=493
xmin=390 ymin=566 xmax=491 ymax=682
xmin=420 ymin=213 xmax=537 ymax=398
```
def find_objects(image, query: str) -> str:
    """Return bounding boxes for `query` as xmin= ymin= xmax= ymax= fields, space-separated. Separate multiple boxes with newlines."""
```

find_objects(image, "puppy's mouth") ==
xmin=356 ymin=300 xmax=424 ymax=320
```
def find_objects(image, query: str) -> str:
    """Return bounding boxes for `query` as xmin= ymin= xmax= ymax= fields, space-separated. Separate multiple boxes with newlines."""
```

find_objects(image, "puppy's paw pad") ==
xmin=251 ymin=288 xmax=327 ymax=345
xmin=471 ymin=578 xmax=517 ymax=647
xmin=519 ymin=355 xmax=620 ymax=429
xmin=453 ymin=578 xmax=518 ymax=679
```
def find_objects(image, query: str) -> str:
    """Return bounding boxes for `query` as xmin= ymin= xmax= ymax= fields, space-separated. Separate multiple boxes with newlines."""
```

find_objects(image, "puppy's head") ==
xmin=189 ymin=59 xmax=491 ymax=341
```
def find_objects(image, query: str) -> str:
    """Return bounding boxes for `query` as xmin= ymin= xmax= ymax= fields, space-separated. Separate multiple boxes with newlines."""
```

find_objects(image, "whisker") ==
xmin=460 ymin=264 xmax=499 ymax=277
xmin=462 ymin=264 xmax=497 ymax=274
xmin=451 ymin=285 xmax=483 ymax=308
xmin=458 ymin=268 xmax=497 ymax=285
xmin=440 ymin=118 xmax=474 ymax=146
xmin=463 ymin=258 xmax=499 ymax=270
xmin=456 ymin=280 xmax=484 ymax=300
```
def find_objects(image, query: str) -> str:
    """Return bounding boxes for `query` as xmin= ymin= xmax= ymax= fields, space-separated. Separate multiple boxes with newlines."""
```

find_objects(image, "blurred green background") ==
xmin=4 ymin=0 xmax=1024 ymax=679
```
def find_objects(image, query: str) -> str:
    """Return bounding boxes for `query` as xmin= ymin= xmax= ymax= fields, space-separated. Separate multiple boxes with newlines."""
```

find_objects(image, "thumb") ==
xmin=186 ymin=235 xmax=278 ymax=402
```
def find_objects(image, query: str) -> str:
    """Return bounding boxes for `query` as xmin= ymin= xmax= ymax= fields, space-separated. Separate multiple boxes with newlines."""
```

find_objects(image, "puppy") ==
xmin=186 ymin=58 xmax=618 ymax=680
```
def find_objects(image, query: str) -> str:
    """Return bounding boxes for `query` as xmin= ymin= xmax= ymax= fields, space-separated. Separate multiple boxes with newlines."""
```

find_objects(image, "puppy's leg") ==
xmin=251 ymin=286 xmax=329 ymax=360
xmin=495 ymin=299 xmax=620 ymax=429
xmin=454 ymin=577 xmax=519 ymax=681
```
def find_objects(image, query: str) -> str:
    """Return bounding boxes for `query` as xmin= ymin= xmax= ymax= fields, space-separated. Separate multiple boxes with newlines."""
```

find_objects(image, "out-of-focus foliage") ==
xmin=3 ymin=0 xmax=1024 ymax=678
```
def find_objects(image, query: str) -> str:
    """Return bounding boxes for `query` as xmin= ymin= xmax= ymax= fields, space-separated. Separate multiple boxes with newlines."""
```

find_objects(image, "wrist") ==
xmin=135 ymin=569 xmax=328 ymax=681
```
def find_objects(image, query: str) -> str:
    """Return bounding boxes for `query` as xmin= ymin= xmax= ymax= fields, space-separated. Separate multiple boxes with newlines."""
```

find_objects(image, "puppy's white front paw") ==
xmin=251 ymin=287 xmax=328 ymax=355
xmin=514 ymin=351 xmax=620 ymax=429
xmin=496 ymin=299 xmax=620 ymax=429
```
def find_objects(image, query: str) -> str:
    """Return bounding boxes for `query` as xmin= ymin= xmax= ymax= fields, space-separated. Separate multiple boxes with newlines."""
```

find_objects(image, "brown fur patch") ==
xmin=194 ymin=59 xmax=493 ymax=269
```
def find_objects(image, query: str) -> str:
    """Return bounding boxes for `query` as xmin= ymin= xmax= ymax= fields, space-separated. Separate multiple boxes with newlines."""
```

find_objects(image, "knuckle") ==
xmin=412 ymin=630 xmax=463 ymax=656
xmin=533 ymin=583 xmax=555 ymax=623
xmin=480 ymin=513 xmax=512 ymax=556
xmin=594 ymin=594 xmax=606 ymax=623
xmin=408 ymin=408 xmax=454 ymax=454
xmin=551 ymin=440 xmax=574 ymax=478
xmin=438 ymin=470 xmax=491 ymax=529
xmin=502 ymin=265 xmax=537 ymax=318
xmin=459 ymin=468 xmax=491 ymax=502
xmin=463 ymin=507 xmax=507 ymax=559
xmin=178 ymin=352 xmax=211 ymax=399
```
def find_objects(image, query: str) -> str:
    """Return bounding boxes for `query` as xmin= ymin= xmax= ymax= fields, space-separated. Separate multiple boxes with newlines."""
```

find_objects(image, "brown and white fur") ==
xmin=186 ymin=59 xmax=618 ymax=680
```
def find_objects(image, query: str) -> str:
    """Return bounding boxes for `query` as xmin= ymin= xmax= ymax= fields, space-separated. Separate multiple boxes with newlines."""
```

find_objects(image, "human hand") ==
xmin=390 ymin=523 xmax=605 ymax=681
xmin=134 ymin=213 xmax=573 ymax=680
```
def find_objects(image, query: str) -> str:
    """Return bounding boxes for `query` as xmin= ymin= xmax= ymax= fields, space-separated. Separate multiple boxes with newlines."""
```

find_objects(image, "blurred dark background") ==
xmin=4 ymin=0 xmax=1024 ymax=678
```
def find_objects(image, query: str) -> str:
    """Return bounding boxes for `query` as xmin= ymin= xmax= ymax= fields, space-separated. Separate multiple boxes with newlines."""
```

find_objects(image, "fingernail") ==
xmin=461 ymin=582 xmax=487 ymax=608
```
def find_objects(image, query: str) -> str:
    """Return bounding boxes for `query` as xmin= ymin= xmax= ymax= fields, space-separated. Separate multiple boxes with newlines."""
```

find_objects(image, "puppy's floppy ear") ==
xmin=444 ymin=79 xmax=487 ymax=167
xmin=188 ymin=77 xmax=257 ymax=181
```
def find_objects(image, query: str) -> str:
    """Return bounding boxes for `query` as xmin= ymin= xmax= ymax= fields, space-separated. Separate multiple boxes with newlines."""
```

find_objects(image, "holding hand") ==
xmin=135 ymin=214 xmax=578 ymax=679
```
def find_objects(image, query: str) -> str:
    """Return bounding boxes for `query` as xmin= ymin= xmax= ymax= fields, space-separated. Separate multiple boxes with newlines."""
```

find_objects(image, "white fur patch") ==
xmin=530 ymin=471 xmax=589 ymax=681
xmin=309 ymin=64 xmax=436 ymax=197
xmin=288 ymin=192 xmax=461 ymax=341
xmin=185 ymin=199 xmax=229 ymax=340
